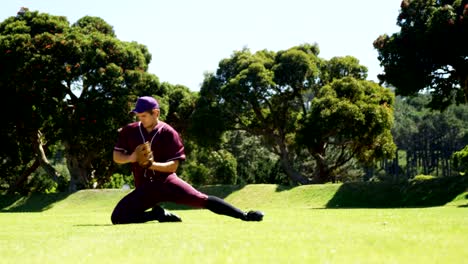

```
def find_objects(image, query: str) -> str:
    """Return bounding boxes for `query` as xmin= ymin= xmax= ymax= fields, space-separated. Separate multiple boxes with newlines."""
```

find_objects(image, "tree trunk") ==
xmin=278 ymin=156 xmax=310 ymax=185
xmin=311 ymin=150 xmax=330 ymax=184
xmin=8 ymin=130 xmax=60 ymax=193
xmin=274 ymin=137 xmax=310 ymax=185
xmin=64 ymin=141 xmax=91 ymax=192
xmin=392 ymin=150 xmax=399 ymax=182
xmin=32 ymin=130 xmax=60 ymax=182
xmin=446 ymin=158 xmax=451 ymax=177
xmin=8 ymin=159 xmax=40 ymax=194
xmin=406 ymin=150 xmax=410 ymax=178
xmin=313 ymin=161 xmax=330 ymax=184
xmin=461 ymin=73 xmax=468 ymax=104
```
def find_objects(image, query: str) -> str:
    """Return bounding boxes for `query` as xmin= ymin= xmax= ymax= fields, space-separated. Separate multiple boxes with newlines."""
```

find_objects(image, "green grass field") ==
xmin=1 ymin=184 xmax=467 ymax=264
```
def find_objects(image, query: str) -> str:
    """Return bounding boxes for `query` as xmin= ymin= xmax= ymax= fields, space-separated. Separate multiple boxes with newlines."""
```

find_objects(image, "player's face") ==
xmin=136 ymin=109 xmax=159 ymax=129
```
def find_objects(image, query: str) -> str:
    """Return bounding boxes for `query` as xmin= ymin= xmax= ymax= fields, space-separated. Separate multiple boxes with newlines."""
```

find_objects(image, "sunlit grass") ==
xmin=0 ymin=186 xmax=467 ymax=263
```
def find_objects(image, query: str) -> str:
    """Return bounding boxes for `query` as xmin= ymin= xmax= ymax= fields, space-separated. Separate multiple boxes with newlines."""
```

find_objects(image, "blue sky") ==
xmin=1 ymin=0 xmax=402 ymax=91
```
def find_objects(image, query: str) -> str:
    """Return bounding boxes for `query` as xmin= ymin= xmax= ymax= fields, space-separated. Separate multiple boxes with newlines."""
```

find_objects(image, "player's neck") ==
xmin=146 ymin=120 xmax=159 ymax=133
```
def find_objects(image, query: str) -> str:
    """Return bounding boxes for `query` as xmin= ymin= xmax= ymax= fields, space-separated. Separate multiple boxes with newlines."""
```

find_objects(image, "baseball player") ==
xmin=111 ymin=96 xmax=264 ymax=224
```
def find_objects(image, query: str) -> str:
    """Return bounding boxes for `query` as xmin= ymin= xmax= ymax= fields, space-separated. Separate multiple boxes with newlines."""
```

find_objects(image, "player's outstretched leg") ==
xmin=244 ymin=210 xmax=264 ymax=221
xmin=205 ymin=196 xmax=264 ymax=221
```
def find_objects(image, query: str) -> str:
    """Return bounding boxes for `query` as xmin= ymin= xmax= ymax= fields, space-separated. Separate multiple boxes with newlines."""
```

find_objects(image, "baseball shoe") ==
xmin=152 ymin=206 xmax=182 ymax=223
xmin=243 ymin=210 xmax=264 ymax=221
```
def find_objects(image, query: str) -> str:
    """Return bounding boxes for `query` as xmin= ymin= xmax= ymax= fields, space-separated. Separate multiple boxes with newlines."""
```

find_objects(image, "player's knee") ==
xmin=111 ymin=212 xmax=119 ymax=225
xmin=111 ymin=208 xmax=124 ymax=225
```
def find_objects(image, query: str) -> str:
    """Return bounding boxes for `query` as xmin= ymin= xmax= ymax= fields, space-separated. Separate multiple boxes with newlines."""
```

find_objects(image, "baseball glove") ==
xmin=135 ymin=142 xmax=153 ymax=168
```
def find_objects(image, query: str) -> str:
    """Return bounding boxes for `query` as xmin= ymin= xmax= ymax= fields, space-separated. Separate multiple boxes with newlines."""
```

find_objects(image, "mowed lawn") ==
xmin=0 ymin=185 xmax=467 ymax=264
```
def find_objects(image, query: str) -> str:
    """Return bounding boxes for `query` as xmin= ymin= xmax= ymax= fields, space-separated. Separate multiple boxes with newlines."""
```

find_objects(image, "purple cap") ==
xmin=131 ymin=96 xmax=159 ymax=113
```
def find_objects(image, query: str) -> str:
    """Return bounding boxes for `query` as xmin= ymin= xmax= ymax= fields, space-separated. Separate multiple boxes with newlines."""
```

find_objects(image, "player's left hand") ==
xmin=134 ymin=142 xmax=154 ymax=168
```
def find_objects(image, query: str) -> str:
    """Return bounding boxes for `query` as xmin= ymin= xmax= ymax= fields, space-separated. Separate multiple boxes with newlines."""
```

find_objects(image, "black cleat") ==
xmin=243 ymin=210 xmax=264 ymax=221
xmin=152 ymin=206 xmax=182 ymax=223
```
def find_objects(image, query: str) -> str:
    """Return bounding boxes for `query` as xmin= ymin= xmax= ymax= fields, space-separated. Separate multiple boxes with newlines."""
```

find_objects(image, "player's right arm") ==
xmin=113 ymin=125 xmax=138 ymax=165
xmin=113 ymin=150 xmax=137 ymax=164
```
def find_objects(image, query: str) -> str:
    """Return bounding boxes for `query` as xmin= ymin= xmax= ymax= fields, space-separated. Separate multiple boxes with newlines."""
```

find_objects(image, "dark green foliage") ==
xmin=191 ymin=46 xmax=319 ymax=184
xmin=299 ymin=77 xmax=396 ymax=182
xmin=72 ymin=16 xmax=116 ymax=36
xmin=223 ymin=131 xmax=289 ymax=184
xmin=162 ymin=83 xmax=198 ymax=138
xmin=101 ymin=173 xmax=134 ymax=189
xmin=320 ymin=56 xmax=368 ymax=84
xmin=25 ymin=168 xmax=68 ymax=193
xmin=453 ymin=144 xmax=468 ymax=175
xmin=374 ymin=0 xmax=468 ymax=109
xmin=179 ymin=148 xmax=237 ymax=185
xmin=178 ymin=130 xmax=289 ymax=186
xmin=387 ymin=95 xmax=468 ymax=179
xmin=192 ymin=45 xmax=395 ymax=184
xmin=188 ymin=73 xmax=229 ymax=149
xmin=180 ymin=161 xmax=211 ymax=186
xmin=0 ymin=9 xmax=163 ymax=192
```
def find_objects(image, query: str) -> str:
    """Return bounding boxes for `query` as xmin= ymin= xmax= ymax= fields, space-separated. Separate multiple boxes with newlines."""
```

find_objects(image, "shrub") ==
xmin=211 ymin=150 xmax=237 ymax=184
xmin=181 ymin=162 xmax=211 ymax=186
xmin=26 ymin=166 xmax=68 ymax=194
xmin=101 ymin=173 xmax=134 ymax=189
xmin=410 ymin=174 xmax=436 ymax=181
xmin=453 ymin=145 xmax=468 ymax=175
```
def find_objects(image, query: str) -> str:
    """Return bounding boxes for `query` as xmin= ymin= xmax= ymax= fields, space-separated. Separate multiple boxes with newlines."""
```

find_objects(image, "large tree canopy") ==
xmin=298 ymin=77 xmax=396 ymax=183
xmin=0 ymin=9 xmax=163 ymax=191
xmin=374 ymin=0 xmax=468 ymax=109
xmin=191 ymin=44 xmax=395 ymax=184
xmin=191 ymin=45 xmax=320 ymax=184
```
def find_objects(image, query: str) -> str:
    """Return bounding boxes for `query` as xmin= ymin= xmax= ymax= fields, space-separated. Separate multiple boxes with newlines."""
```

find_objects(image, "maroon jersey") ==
xmin=114 ymin=121 xmax=186 ymax=187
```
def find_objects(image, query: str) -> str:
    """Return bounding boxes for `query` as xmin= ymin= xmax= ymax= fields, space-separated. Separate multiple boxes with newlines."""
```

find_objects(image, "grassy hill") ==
xmin=1 ymin=178 xmax=467 ymax=213
xmin=0 ymin=184 xmax=339 ymax=212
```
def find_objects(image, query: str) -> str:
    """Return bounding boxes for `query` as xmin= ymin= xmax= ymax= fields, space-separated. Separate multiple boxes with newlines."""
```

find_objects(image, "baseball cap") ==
xmin=131 ymin=96 xmax=160 ymax=113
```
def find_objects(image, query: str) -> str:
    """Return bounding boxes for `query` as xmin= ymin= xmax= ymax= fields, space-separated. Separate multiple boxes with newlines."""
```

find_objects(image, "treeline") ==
xmin=1 ymin=4 xmax=467 ymax=194
xmin=369 ymin=95 xmax=468 ymax=182
xmin=182 ymin=94 xmax=468 ymax=186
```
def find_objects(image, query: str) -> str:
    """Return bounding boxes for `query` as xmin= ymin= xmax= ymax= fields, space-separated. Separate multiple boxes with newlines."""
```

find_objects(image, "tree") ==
xmin=0 ymin=10 xmax=163 ymax=192
xmin=163 ymin=83 xmax=198 ymax=137
xmin=191 ymin=44 xmax=395 ymax=184
xmin=191 ymin=45 xmax=320 ymax=184
xmin=0 ymin=8 xmax=71 ymax=192
xmin=298 ymin=77 xmax=396 ymax=183
xmin=374 ymin=0 xmax=468 ymax=109
xmin=390 ymin=95 xmax=468 ymax=178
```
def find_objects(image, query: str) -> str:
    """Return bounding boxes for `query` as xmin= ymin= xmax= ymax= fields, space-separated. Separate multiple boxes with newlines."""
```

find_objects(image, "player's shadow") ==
xmin=73 ymin=224 xmax=114 ymax=227
xmin=0 ymin=192 xmax=70 ymax=212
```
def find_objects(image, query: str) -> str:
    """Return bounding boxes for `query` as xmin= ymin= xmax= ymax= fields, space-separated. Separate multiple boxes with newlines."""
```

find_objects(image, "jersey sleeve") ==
xmin=114 ymin=126 xmax=131 ymax=154
xmin=161 ymin=125 xmax=186 ymax=162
